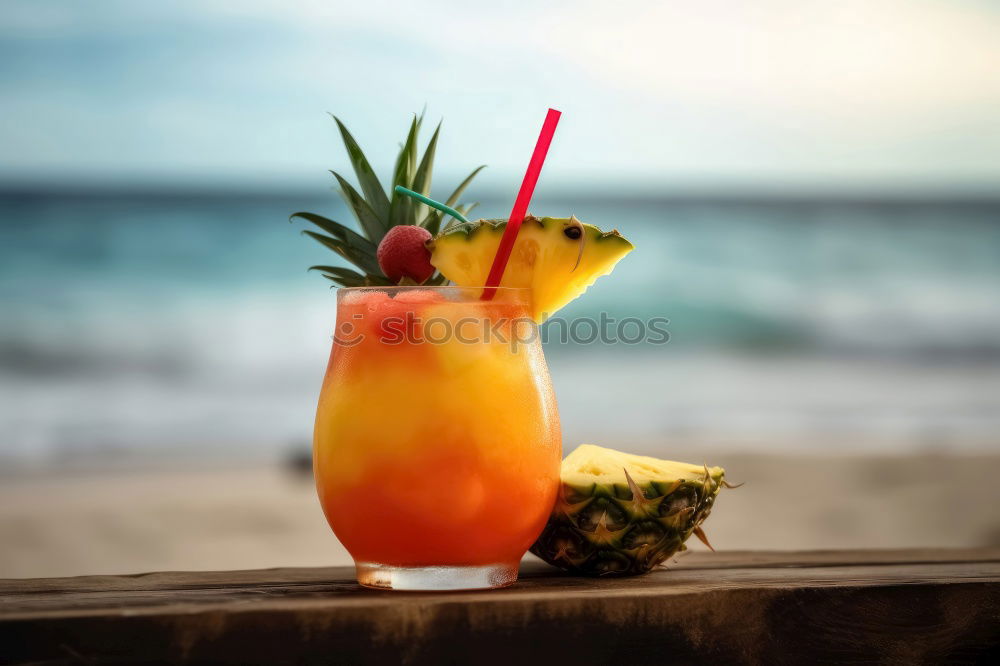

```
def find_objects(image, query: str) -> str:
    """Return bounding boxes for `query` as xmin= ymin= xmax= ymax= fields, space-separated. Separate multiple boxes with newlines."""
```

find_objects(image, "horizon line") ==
xmin=1 ymin=181 xmax=999 ymax=207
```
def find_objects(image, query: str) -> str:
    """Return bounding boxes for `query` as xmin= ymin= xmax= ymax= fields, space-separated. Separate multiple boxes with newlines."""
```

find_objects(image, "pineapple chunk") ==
xmin=428 ymin=216 xmax=633 ymax=321
xmin=530 ymin=444 xmax=730 ymax=577
xmin=562 ymin=444 xmax=723 ymax=491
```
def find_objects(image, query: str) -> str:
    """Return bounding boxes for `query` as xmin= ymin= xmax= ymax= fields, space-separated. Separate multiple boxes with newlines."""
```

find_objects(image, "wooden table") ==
xmin=2 ymin=549 xmax=998 ymax=664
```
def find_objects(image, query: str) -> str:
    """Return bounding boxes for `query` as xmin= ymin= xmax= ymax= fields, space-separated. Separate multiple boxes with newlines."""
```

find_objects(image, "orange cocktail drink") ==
xmin=314 ymin=286 xmax=561 ymax=590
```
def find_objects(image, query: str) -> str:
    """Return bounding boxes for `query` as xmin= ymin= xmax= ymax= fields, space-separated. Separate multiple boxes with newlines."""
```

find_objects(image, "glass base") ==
xmin=355 ymin=562 xmax=519 ymax=591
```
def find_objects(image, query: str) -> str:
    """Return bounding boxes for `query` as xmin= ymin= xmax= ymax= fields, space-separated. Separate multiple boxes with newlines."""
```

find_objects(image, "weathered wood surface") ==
xmin=1 ymin=549 xmax=998 ymax=665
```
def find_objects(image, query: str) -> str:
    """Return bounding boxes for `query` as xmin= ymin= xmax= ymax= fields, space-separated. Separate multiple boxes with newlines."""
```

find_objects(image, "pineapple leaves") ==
xmin=388 ymin=114 xmax=422 ymax=228
xmin=456 ymin=202 xmax=479 ymax=218
xmin=329 ymin=171 xmax=386 ymax=243
xmin=421 ymin=164 xmax=486 ymax=235
xmin=439 ymin=202 xmax=480 ymax=233
xmin=445 ymin=164 xmax=486 ymax=207
xmin=302 ymin=230 xmax=382 ymax=276
xmin=310 ymin=266 xmax=367 ymax=287
xmin=289 ymin=212 xmax=377 ymax=256
xmin=296 ymin=112 xmax=484 ymax=288
xmin=420 ymin=211 xmax=443 ymax=236
xmin=412 ymin=121 xmax=440 ymax=196
xmin=310 ymin=266 xmax=391 ymax=287
xmin=409 ymin=121 xmax=440 ymax=223
xmin=331 ymin=115 xmax=391 ymax=226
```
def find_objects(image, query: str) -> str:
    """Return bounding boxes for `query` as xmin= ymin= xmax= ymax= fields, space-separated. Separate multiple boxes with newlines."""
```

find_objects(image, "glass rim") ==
xmin=336 ymin=285 xmax=530 ymax=293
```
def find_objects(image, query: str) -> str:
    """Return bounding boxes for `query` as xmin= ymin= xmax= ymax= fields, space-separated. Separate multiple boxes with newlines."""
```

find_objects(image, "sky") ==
xmin=2 ymin=0 xmax=999 ymax=193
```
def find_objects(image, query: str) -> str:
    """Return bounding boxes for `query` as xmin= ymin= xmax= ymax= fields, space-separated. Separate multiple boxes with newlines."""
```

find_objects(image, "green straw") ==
xmin=393 ymin=185 xmax=469 ymax=224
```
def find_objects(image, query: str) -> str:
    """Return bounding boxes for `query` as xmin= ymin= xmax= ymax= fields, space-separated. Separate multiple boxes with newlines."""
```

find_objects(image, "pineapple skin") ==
xmin=530 ymin=466 xmax=725 ymax=576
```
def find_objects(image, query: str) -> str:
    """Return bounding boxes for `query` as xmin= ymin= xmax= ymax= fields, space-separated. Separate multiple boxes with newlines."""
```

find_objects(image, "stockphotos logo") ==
xmin=334 ymin=313 xmax=670 ymax=350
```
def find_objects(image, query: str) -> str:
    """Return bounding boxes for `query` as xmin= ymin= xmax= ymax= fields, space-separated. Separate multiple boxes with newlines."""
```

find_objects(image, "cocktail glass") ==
xmin=314 ymin=286 xmax=561 ymax=590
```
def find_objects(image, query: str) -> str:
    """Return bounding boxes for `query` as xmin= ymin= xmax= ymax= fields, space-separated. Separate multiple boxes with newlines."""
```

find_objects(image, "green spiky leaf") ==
xmin=294 ymin=112 xmax=484 ymax=288
xmin=329 ymin=171 xmax=386 ymax=243
xmin=388 ymin=114 xmax=422 ymax=228
xmin=302 ymin=230 xmax=381 ymax=276
xmin=420 ymin=164 xmax=486 ymax=234
xmin=412 ymin=121 xmax=439 ymax=195
xmin=456 ymin=202 xmax=479 ymax=218
xmin=290 ymin=212 xmax=377 ymax=256
xmin=445 ymin=165 xmax=486 ymax=207
xmin=311 ymin=265 xmax=367 ymax=287
xmin=331 ymin=115 xmax=391 ymax=225
xmin=410 ymin=121 xmax=440 ymax=222
xmin=440 ymin=202 xmax=481 ymax=233
xmin=311 ymin=266 xmax=393 ymax=288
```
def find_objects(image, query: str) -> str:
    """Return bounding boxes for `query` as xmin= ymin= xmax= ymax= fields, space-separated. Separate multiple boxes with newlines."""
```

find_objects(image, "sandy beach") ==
xmin=2 ymin=448 xmax=999 ymax=579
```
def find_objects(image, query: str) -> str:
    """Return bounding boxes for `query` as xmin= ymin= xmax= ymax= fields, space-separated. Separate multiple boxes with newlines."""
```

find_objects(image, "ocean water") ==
xmin=1 ymin=190 xmax=999 ymax=466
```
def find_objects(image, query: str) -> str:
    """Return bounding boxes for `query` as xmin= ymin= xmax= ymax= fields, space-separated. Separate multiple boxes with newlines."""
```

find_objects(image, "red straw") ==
xmin=481 ymin=108 xmax=562 ymax=300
